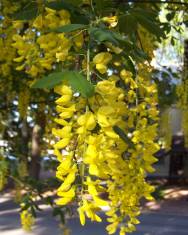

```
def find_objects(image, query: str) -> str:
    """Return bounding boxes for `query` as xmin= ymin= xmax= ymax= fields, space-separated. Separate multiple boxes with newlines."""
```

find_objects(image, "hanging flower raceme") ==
xmin=53 ymin=67 xmax=159 ymax=235
xmin=12 ymin=7 xmax=72 ymax=78
xmin=20 ymin=209 xmax=35 ymax=232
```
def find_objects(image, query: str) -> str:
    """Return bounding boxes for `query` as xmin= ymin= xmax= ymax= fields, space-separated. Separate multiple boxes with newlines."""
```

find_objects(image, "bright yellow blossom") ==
xmin=93 ymin=52 xmax=112 ymax=74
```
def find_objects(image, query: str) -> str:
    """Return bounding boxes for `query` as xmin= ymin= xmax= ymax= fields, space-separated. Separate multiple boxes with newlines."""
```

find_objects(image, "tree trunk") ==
xmin=30 ymin=110 xmax=46 ymax=180
xmin=20 ymin=119 xmax=29 ymax=160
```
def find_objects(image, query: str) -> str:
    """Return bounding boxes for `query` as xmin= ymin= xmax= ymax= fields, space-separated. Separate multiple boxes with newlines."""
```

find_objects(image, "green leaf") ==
xmin=71 ymin=13 xmax=89 ymax=24
xmin=112 ymin=32 xmax=133 ymax=50
xmin=45 ymin=1 xmax=74 ymax=11
xmin=67 ymin=72 xmax=95 ymax=98
xmin=45 ymin=196 xmax=54 ymax=206
xmin=51 ymin=24 xmax=87 ymax=33
xmin=90 ymin=27 xmax=133 ymax=50
xmin=166 ymin=12 xmax=175 ymax=21
xmin=64 ymin=0 xmax=82 ymax=6
xmin=132 ymin=47 xmax=150 ymax=62
xmin=133 ymin=8 xmax=158 ymax=20
xmin=113 ymin=125 xmax=135 ymax=149
xmin=31 ymin=206 xmax=37 ymax=218
xmin=12 ymin=3 xmax=38 ymax=20
xmin=53 ymin=207 xmax=61 ymax=217
xmin=31 ymin=71 xmax=68 ymax=89
xmin=32 ymin=71 xmax=95 ymax=98
xmin=122 ymin=54 xmax=136 ymax=78
xmin=95 ymin=0 xmax=106 ymax=14
xmin=134 ymin=13 xmax=163 ymax=38
xmin=46 ymin=0 xmax=89 ymax=24
xmin=90 ymin=27 xmax=119 ymax=45
xmin=119 ymin=14 xmax=137 ymax=35
xmin=131 ymin=8 xmax=163 ymax=38
xmin=21 ymin=203 xmax=30 ymax=211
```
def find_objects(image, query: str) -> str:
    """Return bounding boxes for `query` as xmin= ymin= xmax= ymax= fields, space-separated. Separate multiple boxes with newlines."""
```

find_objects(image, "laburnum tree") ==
xmin=0 ymin=0 xmax=187 ymax=234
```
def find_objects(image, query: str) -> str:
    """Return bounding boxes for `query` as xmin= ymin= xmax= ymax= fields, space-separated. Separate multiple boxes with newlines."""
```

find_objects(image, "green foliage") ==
xmin=122 ymin=54 xmax=137 ymax=78
xmin=119 ymin=14 xmax=137 ymax=35
xmin=31 ymin=71 xmax=68 ymax=89
xmin=32 ymin=71 xmax=95 ymax=98
xmin=90 ymin=27 xmax=133 ymax=51
xmin=67 ymin=71 xmax=95 ymax=98
xmin=153 ymin=67 xmax=179 ymax=107
xmin=113 ymin=125 xmax=135 ymax=149
xmin=13 ymin=2 xmax=38 ymax=20
xmin=152 ymin=185 xmax=165 ymax=201
xmin=51 ymin=24 xmax=87 ymax=33
xmin=45 ymin=1 xmax=74 ymax=11
xmin=90 ymin=27 xmax=120 ymax=46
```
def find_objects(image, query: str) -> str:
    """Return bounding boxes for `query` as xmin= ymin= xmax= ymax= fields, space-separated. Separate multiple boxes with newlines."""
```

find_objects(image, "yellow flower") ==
xmin=93 ymin=52 xmax=112 ymax=74
xmin=57 ymin=166 xmax=77 ymax=191
xmin=103 ymin=127 xmax=119 ymax=139
xmin=56 ymin=104 xmax=76 ymax=119
xmin=57 ymin=186 xmax=75 ymax=197
xmin=52 ymin=126 xmax=72 ymax=138
xmin=58 ymin=160 xmax=72 ymax=175
xmin=78 ymin=207 xmax=86 ymax=225
xmin=12 ymin=20 xmax=24 ymax=29
xmin=89 ymin=164 xmax=100 ymax=176
xmin=77 ymin=111 xmax=96 ymax=132
xmin=97 ymin=106 xmax=116 ymax=127
xmin=106 ymin=222 xmax=119 ymax=234
xmin=56 ymin=196 xmax=73 ymax=205
xmin=53 ymin=138 xmax=70 ymax=149
xmin=78 ymin=199 xmax=102 ymax=224
xmin=20 ymin=210 xmax=35 ymax=232
xmin=54 ymin=118 xmax=69 ymax=126
xmin=58 ymin=9 xmax=71 ymax=25
xmin=33 ymin=15 xmax=43 ymax=29
xmin=102 ymin=16 xmax=118 ymax=27
xmin=96 ymin=64 xmax=108 ymax=74
xmin=13 ymin=56 xmax=24 ymax=62
xmin=84 ymin=145 xmax=98 ymax=164
xmin=29 ymin=65 xmax=39 ymax=77
xmin=54 ymin=85 xmax=72 ymax=96
xmin=56 ymin=51 xmax=69 ymax=62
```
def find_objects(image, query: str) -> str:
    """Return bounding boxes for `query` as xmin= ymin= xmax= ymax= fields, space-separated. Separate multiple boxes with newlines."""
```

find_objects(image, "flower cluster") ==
xmin=12 ymin=7 xmax=83 ymax=78
xmin=53 ymin=65 xmax=159 ymax=234
xmin=20 ymin=209 xmax=35 ymax=231
xmin=0 ymin=0 xmax=23 ymax=82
